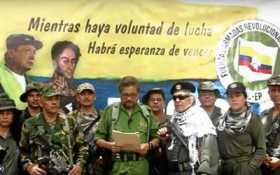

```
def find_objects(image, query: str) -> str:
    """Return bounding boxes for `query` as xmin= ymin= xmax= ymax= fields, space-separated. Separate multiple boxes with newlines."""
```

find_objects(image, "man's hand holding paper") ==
xmin=134 ymin=143 xmax=149 ymax=156
xmin=112 ymin=130 xmax=141 ymax=151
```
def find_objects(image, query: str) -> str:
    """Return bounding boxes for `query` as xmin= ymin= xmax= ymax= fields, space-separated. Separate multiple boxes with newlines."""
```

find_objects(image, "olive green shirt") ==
xmin=217 ymin=115 xmax=266 ymax=168
xmin=94 ymin=103 xmax=158 ymax=175
xmin=95 ymin=103 xmax=158 ymax=143
xmin=0 ymin=133 xmax=19 ymax=175
xmin=208 ymin=106 xmax=223 ymax=127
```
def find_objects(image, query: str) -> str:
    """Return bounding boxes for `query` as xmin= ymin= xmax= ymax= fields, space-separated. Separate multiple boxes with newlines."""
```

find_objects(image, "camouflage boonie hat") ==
xmin=77 ymin=82 xmax=96 ymax=93
xmin=142 ymin=88 xmax=165 ymax=104
xmin=40 ymin=84 xmax=61 ymax=97
xmin=20 ymin=82 xmax=41 ymax=102
xmin=0 ymin=89 xmax=17 ymax=111
xmin=198 ymin=81 xmax=220 ymax=96
xmin=267 ymin=75 xmax=280 ymax=86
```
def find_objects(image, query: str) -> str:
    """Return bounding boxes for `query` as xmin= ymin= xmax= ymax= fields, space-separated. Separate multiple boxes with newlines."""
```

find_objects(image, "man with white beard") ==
xmin=158 ymin=82 xmax=219 ymax=175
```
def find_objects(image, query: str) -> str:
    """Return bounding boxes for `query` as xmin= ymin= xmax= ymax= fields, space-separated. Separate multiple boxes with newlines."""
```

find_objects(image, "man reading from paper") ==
xmin=95 ymin=76 xmax=159 ymax=175
xmin=112 ymin=130 xmax=141 ymax=151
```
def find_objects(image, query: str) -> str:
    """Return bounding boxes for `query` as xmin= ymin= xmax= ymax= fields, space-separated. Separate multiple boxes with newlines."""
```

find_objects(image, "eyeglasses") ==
xmin=122 ymin=93 xmax=138 ymax=98
xmin=172 ymin=95 xmax=189 ymax=101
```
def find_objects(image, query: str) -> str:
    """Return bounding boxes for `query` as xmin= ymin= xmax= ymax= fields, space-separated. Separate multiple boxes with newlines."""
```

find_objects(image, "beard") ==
xmin=55 ymin=67 xmax=74 ymax=79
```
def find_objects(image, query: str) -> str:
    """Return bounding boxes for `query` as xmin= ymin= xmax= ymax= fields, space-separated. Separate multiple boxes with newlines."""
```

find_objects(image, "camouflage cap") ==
xmin=198 ymin=81 xmax=220 ymax=96
xmin=40 ymin=84 xmax=61 ymax=97
xmin=20 ymin=82 xmax=41 ymax=102
xmin=77 ymin=82 xmax=96 ymax=93
xmin=267 ymin=75 xmax=280 ymax=86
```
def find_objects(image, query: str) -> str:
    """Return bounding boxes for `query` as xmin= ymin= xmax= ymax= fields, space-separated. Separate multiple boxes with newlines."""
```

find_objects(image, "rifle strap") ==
xmin=61 ymin=113 xmax=74 ymax=166
xmin=139 ymin=104 xmax=151 ymax=142
xmin=83 ymin=110 xmax=101 ymax=135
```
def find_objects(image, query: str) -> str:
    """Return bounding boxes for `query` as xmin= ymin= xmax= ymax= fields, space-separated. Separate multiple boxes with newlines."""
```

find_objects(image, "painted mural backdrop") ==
xmin=0 ymin=0 xmax=279 ymax=112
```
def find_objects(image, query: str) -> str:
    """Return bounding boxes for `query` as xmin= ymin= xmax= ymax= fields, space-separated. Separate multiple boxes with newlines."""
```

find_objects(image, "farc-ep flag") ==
xmin=234 ymin=38 xmax=278 ymax=82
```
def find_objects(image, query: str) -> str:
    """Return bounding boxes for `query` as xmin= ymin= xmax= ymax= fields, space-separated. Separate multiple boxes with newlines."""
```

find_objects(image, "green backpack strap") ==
xmin=111 ymin=102 xmax=120 ymax=123
xmin=110 ymin=102 xmax=121 ymax=132
xmin=139 ymin=104 xmax=150 ymax=118
xmin=139 ymin=103 xmax=151 ymax=142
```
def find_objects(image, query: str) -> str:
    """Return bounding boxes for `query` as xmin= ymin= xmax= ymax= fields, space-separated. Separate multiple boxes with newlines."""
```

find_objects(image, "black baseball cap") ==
xmin=170 ymin=82 xmax=195 ymax=95
xmin=226 ymin=82 xmax=247 ymax=97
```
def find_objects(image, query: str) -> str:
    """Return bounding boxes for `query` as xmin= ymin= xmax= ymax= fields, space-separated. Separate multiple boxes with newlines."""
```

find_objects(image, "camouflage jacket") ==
xmin=19 ymin=112 xmax=88 ymax=171
xmin=69 ymin=109 xmax=101 ymax=145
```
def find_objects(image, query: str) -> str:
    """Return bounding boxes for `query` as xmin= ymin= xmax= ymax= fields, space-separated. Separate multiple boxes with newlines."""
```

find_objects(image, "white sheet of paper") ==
xmin=112 ymin=130 xmax=141 ymax=151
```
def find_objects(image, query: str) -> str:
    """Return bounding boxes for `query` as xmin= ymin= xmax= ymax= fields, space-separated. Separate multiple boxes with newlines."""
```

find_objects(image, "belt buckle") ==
xmin=127 ymin=153 xmax=136 ymax=161
xmin=179 ymin=161 xmax=192 ymax=172
xmin=183 ymin=162 xmax=189 ymax=171
xmin=115 ymin=153 xmax=121 ymax=159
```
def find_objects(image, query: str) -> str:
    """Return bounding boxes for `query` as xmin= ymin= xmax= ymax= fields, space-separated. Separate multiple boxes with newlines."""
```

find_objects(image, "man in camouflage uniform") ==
xmin=20 ymin=84 xmax=88 ymax=175
xmin=198 ymin=81 xmax=223 ymax=127
xmin=261 ymin=75 xmax=280 ymax=175
xmin=69 ymin=82 xmax=102 ymax=175
xmin=95 ymin=76 xmax=159 ymax=175
xmin=14 ymin=82 xmax=42 ymax=154
xmin=19 ymin=82 xmax=41 ymax=120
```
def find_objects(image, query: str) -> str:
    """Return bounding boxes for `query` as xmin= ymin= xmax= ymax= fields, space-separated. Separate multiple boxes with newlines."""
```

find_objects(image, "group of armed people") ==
xmin=1 ymin=74 xmax=280 ymax=175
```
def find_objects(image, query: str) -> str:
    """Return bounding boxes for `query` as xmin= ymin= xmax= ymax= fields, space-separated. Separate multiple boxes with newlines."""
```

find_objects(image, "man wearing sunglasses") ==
xmin=158 ymin=82 xmax=218 ymax=175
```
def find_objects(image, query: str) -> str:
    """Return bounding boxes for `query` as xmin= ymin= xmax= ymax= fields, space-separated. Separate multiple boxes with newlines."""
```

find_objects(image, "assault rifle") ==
xmin=31 ymin=136 xmax=70 ymax=175
xmin=0 ymin=147 xmax=7 ymax=175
